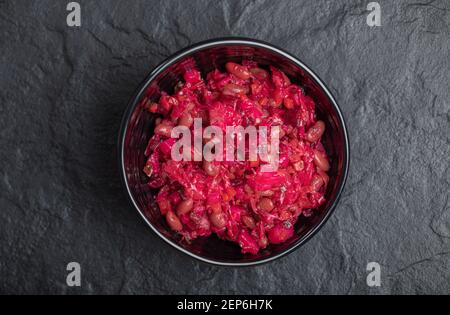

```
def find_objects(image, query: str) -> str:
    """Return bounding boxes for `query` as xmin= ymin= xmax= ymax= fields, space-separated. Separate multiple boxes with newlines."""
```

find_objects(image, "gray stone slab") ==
xmin=0 ymin=0 xmax=449 ymax=294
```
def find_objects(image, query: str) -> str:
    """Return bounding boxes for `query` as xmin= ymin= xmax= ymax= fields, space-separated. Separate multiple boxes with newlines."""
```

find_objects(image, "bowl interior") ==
xmin=121 ymin=41 xmax=348 ymax=265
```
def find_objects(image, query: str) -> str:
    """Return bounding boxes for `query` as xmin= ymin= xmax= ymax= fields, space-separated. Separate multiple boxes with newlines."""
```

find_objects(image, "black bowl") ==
xmin=119 ymin=38 xmax=349 ymax=266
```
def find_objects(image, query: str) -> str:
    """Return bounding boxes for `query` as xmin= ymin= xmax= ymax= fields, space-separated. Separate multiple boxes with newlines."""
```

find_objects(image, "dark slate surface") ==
xmin=0 ymin=0 xmax=449 ymax=294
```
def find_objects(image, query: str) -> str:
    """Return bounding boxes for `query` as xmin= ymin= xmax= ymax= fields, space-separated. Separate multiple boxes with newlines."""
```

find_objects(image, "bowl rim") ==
xmin=118 ymin=37 xmax=350 ymax=267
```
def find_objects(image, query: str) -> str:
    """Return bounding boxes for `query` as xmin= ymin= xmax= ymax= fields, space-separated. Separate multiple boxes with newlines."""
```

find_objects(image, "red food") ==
xmin=142 ymin=62 xmax=330 ymax=254
xmin=267 ymin=222 xmax=294 ymax=244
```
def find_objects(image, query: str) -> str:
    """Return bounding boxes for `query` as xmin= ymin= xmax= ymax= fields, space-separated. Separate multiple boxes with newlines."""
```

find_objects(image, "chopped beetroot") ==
xmin=142 ymin=62 xmax=330 ymax=254
xmin=159 ymin=138 xmax=177 ymax=156
xmin=238 ymin=230 xmax=260 ymax=255
xmin=247 ymin=171 xmax=286 ymax=191
xmin=267 ymin=223 xmax=294 ymax=244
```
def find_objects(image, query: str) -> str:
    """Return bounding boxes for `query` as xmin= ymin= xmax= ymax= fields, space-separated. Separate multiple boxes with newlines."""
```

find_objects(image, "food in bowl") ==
xmin=141 ymin=61 xmax=330 ymax=254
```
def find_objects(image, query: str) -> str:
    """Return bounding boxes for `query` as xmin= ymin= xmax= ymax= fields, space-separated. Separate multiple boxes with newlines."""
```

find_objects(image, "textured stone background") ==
xmin=1 ymin=0 xmax=449 ymax=294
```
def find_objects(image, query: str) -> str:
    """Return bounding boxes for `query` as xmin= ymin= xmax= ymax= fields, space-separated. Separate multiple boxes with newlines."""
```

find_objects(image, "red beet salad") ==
xmin=142 ymin=61 xmax=330 ymax=254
